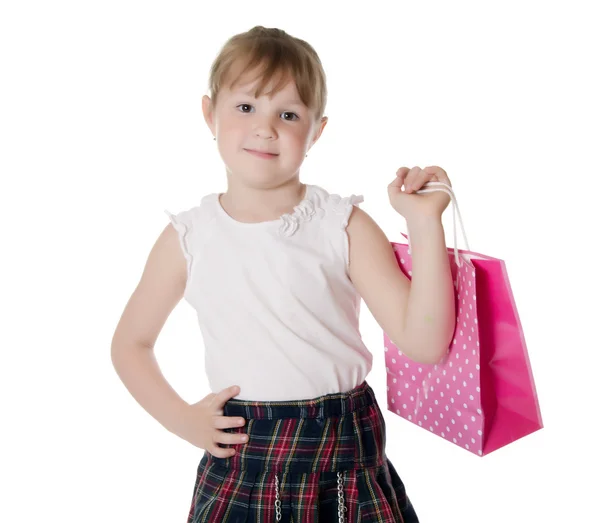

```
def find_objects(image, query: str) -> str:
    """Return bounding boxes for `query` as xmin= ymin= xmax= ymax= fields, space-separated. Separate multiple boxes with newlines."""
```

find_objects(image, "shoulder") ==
xmin=164 ymin=193 xmax=217 ymax=232
xmin=308 ymin=184 xmax=365 ymax=228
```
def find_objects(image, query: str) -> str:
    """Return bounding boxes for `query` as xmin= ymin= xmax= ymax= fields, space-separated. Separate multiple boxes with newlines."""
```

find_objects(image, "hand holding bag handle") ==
xmin=405 ymin=181 xmax=471 ymax=267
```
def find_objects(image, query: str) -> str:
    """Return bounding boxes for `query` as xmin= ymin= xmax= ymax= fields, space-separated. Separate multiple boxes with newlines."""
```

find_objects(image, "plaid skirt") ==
xmin=187 ymin=380 xmax=419 ymax=523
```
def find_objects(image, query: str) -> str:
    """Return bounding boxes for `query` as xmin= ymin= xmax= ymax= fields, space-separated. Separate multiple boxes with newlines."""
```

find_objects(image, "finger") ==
xmin=390 ymin=167 xmax=410 ymax=190
xmin=423 ymin=166 xmax=451 ymax=185
xmin=213 ymin=415 xmax=246 ymax=429
xmin=212 ymin=385 xmax=241 ymax=408
xmin=412 ymin=168 xmax=436 ymax=191
xmin=215 ymin=431 xmax=249 ymax=446
xmin=404 ymin=166 xmax=422 ymax=193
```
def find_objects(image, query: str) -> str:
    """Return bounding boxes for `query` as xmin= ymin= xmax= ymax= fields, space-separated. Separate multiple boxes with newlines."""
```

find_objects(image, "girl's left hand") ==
xmin=388 ymin=165 xmax=452 ymax=221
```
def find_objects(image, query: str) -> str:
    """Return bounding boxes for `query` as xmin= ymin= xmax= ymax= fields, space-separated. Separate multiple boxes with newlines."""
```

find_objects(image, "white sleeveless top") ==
xmin=165 ymin=184 xmax=373 ymax=401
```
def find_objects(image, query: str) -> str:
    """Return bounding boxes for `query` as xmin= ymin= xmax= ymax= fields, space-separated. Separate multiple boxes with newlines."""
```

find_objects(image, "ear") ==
xmin=202 ymin=95 xmax=216 ymax=137
xmin=308 ymin=116 xmax=328 ymax=150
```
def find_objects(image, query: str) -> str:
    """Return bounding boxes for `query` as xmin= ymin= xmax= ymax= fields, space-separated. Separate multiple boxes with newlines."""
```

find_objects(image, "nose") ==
xmin=254 ymin=115 xmax=277 ymax=140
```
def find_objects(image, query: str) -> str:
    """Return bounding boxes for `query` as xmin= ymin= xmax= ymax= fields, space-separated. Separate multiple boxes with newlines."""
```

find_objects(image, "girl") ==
xmin=111 ymin=26 xmax=455 ymax=523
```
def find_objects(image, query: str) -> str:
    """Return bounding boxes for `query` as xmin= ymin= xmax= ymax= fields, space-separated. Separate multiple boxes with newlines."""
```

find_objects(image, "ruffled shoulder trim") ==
xmin=327 ymin=193 xmax=364 ymax=229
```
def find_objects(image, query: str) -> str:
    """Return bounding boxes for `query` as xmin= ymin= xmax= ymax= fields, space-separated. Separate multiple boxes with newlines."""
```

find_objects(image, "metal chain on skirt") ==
xmin=274 ymin=472 xmax=347 ymax=522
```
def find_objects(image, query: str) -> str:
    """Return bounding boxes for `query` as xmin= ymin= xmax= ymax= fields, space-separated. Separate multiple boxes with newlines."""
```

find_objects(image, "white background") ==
xmin=1 ymin=1 xmax=598 ymax=521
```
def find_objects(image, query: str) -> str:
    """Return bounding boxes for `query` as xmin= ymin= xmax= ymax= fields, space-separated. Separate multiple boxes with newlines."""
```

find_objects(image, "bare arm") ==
xmin=110 ymin=222 xmax=190 ymax=436
xmin=347 ymin=207 xmax=455 ymax=364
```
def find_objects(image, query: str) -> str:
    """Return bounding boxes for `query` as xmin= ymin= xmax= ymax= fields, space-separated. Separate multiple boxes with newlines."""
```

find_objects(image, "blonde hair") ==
xmin=207 ymin=26 xmax=327 ymax=122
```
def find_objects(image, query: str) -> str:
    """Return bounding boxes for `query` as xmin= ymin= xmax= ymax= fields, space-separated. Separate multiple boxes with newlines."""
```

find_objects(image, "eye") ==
xmin=282 ymin=112 xmax=299 ymax=121
xmin=237 ymin=104 xmax=254 ymax=113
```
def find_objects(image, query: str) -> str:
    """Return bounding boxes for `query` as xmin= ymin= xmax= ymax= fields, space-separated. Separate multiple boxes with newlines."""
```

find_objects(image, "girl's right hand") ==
xmin=177 ymin=385 xmax=248 ymax=457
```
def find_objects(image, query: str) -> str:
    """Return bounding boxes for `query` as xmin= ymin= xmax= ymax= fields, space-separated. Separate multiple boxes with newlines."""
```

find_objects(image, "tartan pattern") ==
xmin=187 ymin=381 xmax=419 ymax=522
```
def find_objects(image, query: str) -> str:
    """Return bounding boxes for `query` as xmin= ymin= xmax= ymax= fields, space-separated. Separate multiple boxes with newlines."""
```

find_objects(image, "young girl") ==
xmin=111 ymin=26 xmax=455 ymax=523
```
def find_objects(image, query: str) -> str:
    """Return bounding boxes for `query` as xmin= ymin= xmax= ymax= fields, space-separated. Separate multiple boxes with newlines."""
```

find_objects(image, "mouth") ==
xmin=244 ymin=148 xmax=279 ymax=159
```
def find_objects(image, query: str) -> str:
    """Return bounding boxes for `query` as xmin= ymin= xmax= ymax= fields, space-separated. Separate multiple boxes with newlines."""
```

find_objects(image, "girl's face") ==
xmin=202 ymin=72 xmax=327 ymax=188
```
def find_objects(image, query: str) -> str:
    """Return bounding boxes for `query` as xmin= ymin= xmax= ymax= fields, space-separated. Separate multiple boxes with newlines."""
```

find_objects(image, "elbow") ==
xmin=393 ymin=338 xmax=449 ymax=366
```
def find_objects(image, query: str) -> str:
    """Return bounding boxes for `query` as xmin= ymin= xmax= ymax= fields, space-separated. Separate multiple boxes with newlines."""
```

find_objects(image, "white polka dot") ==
xmin=476 ymin=364 xmax=480 ymax=370
xmin=450 ymin=398 xmax=455 ymax=403
xmin=392 ymin=358 xmax=396 ymax=364
xmin=478 ymin=450 xmax=482 ymax=455
xmin=434 ymin=400 xmax=439 ymax=405
xmin=410 ymin=396 xmax=414 ymax=401
xmin=460 ymin=330 xmax=463 ymax=336
xmin=472 ymin=349 xmax=476 ymax=355
xmin=446 ymin=426 xmax=450 ymax=432
xmin=475 ymin=318 xmax=478 ymax=324
xmin=445 ymin=405 xmax=449 ymax=411
xmin=476 ymin=387 xmax=480 ymax=393
xmin=387 ymin=386 xmax=390 ymax=391
xmin=463 ymin=344 xmax=467 ymax=350
xmin=469 ymin=395 xmax=474 ymax=401
xmin=468 ymin=336 xmax=472 ymax=341
xmin=471 ymin=438 xmax=475 ymax=444
xmin=397 ymin=391 xmax=401 ymax=396
xmin=463 ymin=381 xmax=467 ymax=387
xmin=405 ymin=363 xmax=409 ymax=368
xmin=405 ymin=383 xmax=409 ymax=388
xmin=418 ymin=367 xmax=422 ymax=373
xmin=440 ymin=392 xmax=444 ymax=398
xmin=453 ymin=339 xmax=457 ymax=345
xmin=476 ymin=341 xmax=480 ymax=346
xmin=408 ymin=414 xmax=412 ymax=420
xmin=469 ymin=373 xmax=473 ymax=379
xmin=402 ymin=404 xmax=407 ymax=409
xmin=419 ymin=401 xmax=423 ymax=407
xmin=436 ymin=378 xmax=440 ymax=383
xmin=449 ymin=361 xmax=453 ymax=367
xmin=440 ymin=413 xmax=444 ymax=418
xmin=463 ymin=403 xmax=467 ymax=409
xmin=455 ymin=353 xmax=459 ymax=359
xmin=435 ymin=421 xmax=439 ymax=426
xmin=411 ymin=375 xmax=415 ymax=381
xmin=453 ymin=375 xmax=456 ymax=382
xmin=398 ymin=350 xmax=402 ymax=356
xmin=396 ymin=409 xmax=400 ymax=414
xmin=457 ymin=411 xmax=461 ymax=416
xmin=429 ymin=407 xmax=433 ymax=412
xmin=441 ymin=432 xmax=445 ymax=437
xmin=466 ymin=444 xmax=470 ymax=450
xmin=446 ymin=384 xmax=450 ymax=389
xmin=477 ymin=430 xmax=482 ymax=436
xmin=429 ymin=426 xmax=433 ymax=431
xmin=399 ymin=371 xmax=403 ymax=376
xmin=430 ymin=386 xmax=434 ymax=391
xmin=464 ymin=424 xmax=469 ymax=430
xmin=465 ymin=359 xmax=469 ymax=365
xmin=456 ymin=389 xmax=461 ymax=395
xmin=428 ymin=372 xmax=432 ymax=378
xmin=424 ymin=415 xmax=428 ymax=420
xmin=418 ymin=421 xmax=422 ymax=426
xmin=458 ymin=432 xmax=462 ymax=438
xmin=459 ymin=367 xmax=463 ymax=373
xmin=451 ymin=419 xmax=455 ymax=424
xmin=477 ymin=409 xmax=482 ymax=415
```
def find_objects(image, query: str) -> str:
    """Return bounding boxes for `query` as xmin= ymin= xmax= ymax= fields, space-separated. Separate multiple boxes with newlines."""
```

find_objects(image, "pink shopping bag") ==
xmin=384 ymin=182 xmax=543 ymax=456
